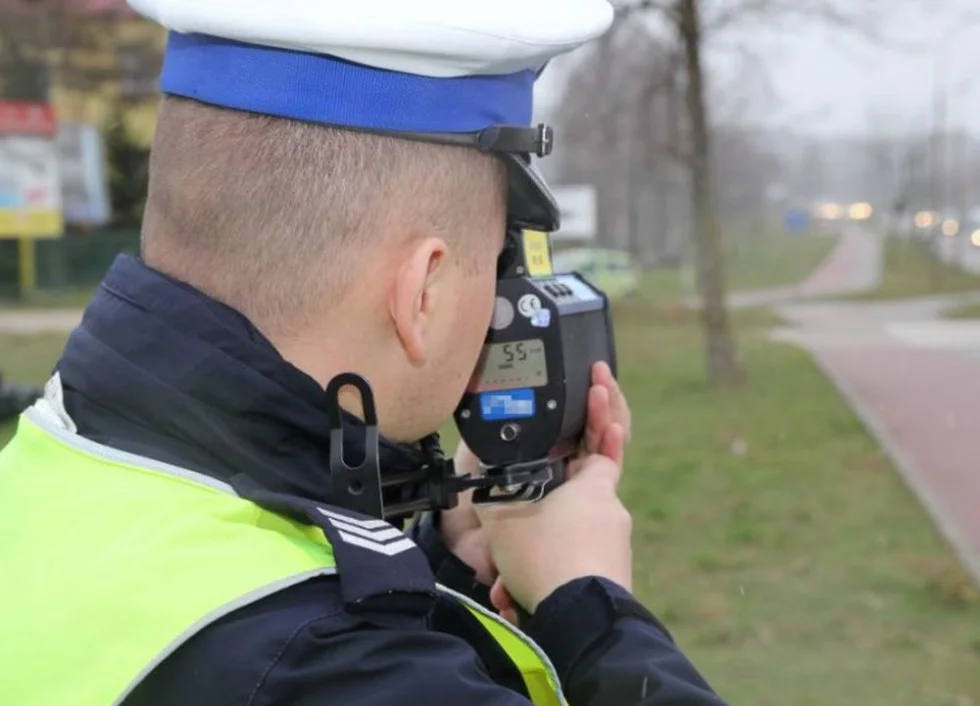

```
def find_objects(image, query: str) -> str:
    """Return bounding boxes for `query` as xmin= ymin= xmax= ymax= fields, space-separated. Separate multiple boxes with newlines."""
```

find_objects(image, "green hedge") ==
xmin=0 ymin=230 xmax=141 ymax=300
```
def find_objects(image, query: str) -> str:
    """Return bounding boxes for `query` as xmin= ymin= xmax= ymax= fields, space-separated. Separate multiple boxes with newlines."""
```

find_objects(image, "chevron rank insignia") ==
xmin=317 ymin=507 xmax=417 ymax=557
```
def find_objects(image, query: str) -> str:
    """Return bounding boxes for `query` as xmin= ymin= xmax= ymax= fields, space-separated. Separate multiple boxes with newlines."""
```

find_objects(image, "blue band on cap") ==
xmin=160 ymin=32 xmax=536 ymax=133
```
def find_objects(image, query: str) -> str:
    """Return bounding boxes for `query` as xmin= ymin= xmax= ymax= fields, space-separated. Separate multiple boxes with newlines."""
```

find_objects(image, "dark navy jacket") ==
xmin=54 ymin=255 xmax=726 ymax=706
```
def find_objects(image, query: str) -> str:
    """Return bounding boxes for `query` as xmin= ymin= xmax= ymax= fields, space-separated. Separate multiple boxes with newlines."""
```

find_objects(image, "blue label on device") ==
xmin=479 ymin=389 xmax=536 ymax=421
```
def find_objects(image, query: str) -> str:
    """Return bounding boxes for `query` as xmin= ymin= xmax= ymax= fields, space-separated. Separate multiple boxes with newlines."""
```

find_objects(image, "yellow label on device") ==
xmin=522 ymin=230 xmax=553 ymax=277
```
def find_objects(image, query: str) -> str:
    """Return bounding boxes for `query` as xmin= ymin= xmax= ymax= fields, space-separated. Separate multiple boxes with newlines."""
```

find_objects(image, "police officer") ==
xmin=0 ymin=0 xmax=727 ymax=704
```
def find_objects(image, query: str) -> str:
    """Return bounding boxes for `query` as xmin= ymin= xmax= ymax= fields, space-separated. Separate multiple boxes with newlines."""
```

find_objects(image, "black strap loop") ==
xmin=324 ymin=372 xmax=384 ymax=518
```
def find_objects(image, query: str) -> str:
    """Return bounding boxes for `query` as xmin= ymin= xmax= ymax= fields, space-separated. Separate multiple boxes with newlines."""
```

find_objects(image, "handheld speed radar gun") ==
xmin=324 ymin=226 xmax=618 ymax=518
xmin=453 ymin=228 xmax=618 ymax=504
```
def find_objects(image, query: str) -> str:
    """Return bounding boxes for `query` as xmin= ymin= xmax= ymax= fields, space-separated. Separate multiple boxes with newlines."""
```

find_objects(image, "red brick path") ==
xmin=804 ymin=334 xmax=980 ymax=581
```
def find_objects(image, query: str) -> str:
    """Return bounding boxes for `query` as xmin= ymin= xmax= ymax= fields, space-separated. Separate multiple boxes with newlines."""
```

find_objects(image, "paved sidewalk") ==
xmin=794 ymin=225 xmax=881 ymax=297
xmin=0 ymin=309 xmax=82 ymax=334
xmin=0 ymin=226 xmax=883 ymax=333
xmin=688 ymin=225 xmax=883 ymax=310
xmin=775 ymin=298 xmax=980 ymax=583
xmin=815 ymin=344 xmax=980 ymax=581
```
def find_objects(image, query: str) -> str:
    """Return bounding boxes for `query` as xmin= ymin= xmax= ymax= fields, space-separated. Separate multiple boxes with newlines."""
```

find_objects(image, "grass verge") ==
xmin=2 ymin=299 xmax=979 ymax=704
xmin=0 ymin=333 xmax=68 ymax=447
xmin=616 ymin=317 xmax=980 ymax=705
xmin=637 ymin=229 xmax=838 ymax=303
xmin=855 ymin=237 xmax=980 ymax=301
xmin=945 ymin=303 xmax=980 ymax=319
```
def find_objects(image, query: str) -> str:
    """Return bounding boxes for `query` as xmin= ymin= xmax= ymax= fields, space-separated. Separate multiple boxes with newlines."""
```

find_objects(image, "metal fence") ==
xmin=0 ymin=229 xmax=140 ymax=300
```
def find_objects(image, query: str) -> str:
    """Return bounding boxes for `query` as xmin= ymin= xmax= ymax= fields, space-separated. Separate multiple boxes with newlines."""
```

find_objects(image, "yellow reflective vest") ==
xmin=0 ymin=392 xmax=566 ymax=706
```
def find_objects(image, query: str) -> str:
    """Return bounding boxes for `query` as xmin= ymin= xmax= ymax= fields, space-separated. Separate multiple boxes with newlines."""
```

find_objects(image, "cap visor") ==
xmin=504 ymin=154 xmax=560 ymax=232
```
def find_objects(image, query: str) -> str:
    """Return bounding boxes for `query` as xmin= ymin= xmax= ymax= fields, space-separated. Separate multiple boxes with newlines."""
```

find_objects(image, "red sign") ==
xmin=0 ymin=101 xmax=57 ymax=136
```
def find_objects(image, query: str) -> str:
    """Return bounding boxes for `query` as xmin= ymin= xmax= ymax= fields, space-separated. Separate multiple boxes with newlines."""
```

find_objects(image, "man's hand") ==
xmin=438 ymin=442 xmax=496 ymax=584
xmin=479 ymin=424 xmax=631 ymax=616
xmin=438 ymin=361 xmax=631 ymax=590
xmin=582 ymin=360 xmax=631 ymax=456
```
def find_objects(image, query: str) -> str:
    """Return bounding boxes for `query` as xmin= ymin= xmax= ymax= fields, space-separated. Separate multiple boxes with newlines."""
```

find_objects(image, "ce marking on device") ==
xmin=517 ymin=294 xmax=542 ymax=319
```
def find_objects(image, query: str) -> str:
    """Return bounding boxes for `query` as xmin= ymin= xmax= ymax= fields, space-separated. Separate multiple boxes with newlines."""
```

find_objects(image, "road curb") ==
xmin=798 ymin=342 xmax=980 ymax=586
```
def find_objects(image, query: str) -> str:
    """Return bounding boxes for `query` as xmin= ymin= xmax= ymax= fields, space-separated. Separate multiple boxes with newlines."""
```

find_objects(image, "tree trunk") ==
xmin=677 ymin=0 xmax=743 ymax=386
xmin=627 ymin=111 xmax=643 ymax=257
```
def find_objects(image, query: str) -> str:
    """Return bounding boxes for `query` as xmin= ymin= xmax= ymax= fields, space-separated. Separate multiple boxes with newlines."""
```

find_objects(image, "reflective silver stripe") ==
xmin=24 ymin=390 xmax=557 ymax=700
xmin=112 ymin=567 xmax=338 ymax=706
xmin=23 ymin=406 xmax=239 ymax=496
xmin=436 ymin=583 xmax=565 ymax=700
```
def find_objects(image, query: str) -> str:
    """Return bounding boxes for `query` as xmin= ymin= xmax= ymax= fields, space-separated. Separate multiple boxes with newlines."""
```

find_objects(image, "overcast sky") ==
xmin=539 ymin=1 xmax=980 ymax=138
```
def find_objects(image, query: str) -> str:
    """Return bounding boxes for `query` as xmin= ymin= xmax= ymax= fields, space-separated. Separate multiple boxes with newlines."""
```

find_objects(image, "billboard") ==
xmin=0 ymin=101 xmax=63 ymax=239
xmin=57 ymin=123 xmax=111 ymax=228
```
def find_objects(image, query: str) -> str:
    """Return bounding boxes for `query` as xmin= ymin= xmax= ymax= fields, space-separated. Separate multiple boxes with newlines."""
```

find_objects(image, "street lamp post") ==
xmin=930 ymin=21 xmax=980 ymax=287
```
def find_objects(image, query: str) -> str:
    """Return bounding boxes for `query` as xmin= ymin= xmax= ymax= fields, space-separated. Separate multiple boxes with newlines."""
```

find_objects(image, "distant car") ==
xmin=551 ymin=247 xmax=641 ymax=300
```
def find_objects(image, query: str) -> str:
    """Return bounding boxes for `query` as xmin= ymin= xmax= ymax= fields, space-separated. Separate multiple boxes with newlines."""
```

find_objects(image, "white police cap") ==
xmin=127 ymin=0 xmax=614 ymax=231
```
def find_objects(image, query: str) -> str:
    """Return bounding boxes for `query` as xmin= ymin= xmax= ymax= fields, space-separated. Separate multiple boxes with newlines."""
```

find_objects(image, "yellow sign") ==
xmin=522 ymin=230 xmax=553 ymax=277
xmin=0 ymin=209 xmax=63 ymax=239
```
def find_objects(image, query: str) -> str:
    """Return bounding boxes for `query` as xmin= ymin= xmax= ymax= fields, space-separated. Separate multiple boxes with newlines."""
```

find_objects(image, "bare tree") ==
xmin=553 ymin=5 xmax=787 ymax=261
xmin=553 ymin=18 xmax=686 ymax=264
xmin=713 ymin=128 xmax=782 ymax=225
xmin=0 ymin=3 xmax=52 ymax=100
xmin=565 ymin=0 xmax=933 ymax=387
xmin=676 ymin=0 xmax=749 ymax=384
xmin=0 ymin=1 xmax=162 ymax=107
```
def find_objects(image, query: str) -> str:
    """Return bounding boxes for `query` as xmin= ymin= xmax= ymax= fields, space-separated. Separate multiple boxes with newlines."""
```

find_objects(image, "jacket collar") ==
xmin=56 ymin=254 xmax=429 ymax=512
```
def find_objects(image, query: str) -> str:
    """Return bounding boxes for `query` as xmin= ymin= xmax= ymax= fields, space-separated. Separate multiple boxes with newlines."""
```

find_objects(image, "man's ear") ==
xmin=389 ymin=237 xmax=448 ymax=367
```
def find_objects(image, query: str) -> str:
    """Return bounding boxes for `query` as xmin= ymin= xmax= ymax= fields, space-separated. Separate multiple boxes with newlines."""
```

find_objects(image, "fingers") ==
xmin=576 ymin=446 xmax=624 ymax=489
xmin=576 ymin=417 xmax=625 ymax=475
xmin=499 ymin=607 xmax=520 ymax=626
xmin=599 ymin=422 xmax=626 ymax=468
xmin=453 ymin=439 xmax=480 ymax=476
xmin=475 ymin=497 xmax=540 ymax=525
xmin=583 ymin=384 xmax=611 ymax=455
xmin=490 ymin=578 xmax=520 ymax=625
xmin=490 ymin=578 xmax=515 ymax=612
xmin=591 ymin=360 xmax=614 ymax=387
xmin=591 ymin=362 xmax=631 ymax=444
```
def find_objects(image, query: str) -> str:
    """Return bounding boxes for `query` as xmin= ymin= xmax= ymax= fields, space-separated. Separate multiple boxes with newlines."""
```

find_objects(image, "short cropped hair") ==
xmin=141 ymin=96 xmax=507 ymax=337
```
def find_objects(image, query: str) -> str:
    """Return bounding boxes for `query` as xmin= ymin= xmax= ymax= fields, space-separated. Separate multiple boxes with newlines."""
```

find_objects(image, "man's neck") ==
xmin=272 ymin=323 xmax=412 ymax=442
